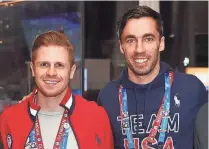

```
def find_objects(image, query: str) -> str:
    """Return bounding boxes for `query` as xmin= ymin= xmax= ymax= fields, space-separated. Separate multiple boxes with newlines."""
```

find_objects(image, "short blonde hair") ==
xmin=31 ymin=31 xmax=75 ymax=66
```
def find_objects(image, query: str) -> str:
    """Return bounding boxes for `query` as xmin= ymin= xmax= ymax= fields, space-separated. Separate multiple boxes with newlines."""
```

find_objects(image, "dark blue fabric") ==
xmin=97 ymin=62 xmax=208 ymax=149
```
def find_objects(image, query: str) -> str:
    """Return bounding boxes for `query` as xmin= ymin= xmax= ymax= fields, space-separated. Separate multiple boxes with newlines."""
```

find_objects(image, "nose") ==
xmin=46 ymin=66 xmax=57 ymax=76
xmin=135 ymin=39 xmax=146 ymax=53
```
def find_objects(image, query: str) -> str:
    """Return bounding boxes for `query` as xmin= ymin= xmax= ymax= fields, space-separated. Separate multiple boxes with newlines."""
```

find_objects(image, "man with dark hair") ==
xmin=97 ymin=6 xmax=208 ymax=149
xmin=0 ymin=31 xmax=113 ymax=149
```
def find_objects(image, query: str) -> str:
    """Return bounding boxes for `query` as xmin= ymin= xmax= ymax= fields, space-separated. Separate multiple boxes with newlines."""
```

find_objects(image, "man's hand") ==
xmin=19 ymin=92 xmax=33 ymax=103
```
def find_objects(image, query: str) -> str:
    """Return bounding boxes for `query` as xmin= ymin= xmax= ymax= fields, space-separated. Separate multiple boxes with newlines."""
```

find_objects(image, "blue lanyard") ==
xmin=121 ymin=87 xmax=135 ymax=149
xmin=158 ymin=72 xmax=172 ymax=144
xmin=61 ymin=123 xmax=70 ymax=149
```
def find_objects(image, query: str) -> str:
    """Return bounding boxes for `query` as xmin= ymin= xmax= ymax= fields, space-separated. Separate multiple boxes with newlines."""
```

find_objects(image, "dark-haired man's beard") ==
xmin=125 ymin=51 xmax=160 ymax=77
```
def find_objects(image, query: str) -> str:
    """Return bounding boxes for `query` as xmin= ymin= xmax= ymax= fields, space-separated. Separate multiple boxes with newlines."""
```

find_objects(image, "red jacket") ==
xmin=0 ymin=88 xmax=113 ymax=149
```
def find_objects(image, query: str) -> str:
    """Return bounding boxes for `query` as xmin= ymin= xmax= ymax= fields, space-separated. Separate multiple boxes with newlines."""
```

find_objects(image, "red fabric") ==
xmin=0 ymin=94 xmax=113 ymax=149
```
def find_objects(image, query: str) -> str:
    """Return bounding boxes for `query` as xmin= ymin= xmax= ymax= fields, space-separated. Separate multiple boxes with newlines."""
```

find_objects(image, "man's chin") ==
xmin=41 ymin=89 xmax=62 ymax=97
xmin=133 ymin=68 xmax=152 ymax=76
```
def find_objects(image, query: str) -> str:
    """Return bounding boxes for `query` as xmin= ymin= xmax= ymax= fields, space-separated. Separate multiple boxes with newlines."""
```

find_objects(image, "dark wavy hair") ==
xmin=117 ymin=5 xmax=164 ymax=40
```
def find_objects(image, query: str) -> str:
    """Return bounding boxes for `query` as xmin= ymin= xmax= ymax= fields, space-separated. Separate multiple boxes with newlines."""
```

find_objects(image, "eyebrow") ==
xmin=36 ymin=61 xmax=65 ymax=65
xmin=142 ymin=33 xmax=155 ymax=38
xmin=123 ymin=35 xmax=136 ymax=40
xmin=123 ymin=33 xmax=156 ymax=40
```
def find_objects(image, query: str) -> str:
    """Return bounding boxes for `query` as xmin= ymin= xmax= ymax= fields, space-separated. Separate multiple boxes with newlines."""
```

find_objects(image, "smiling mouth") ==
xmin=44 ymin=80 xmax=59 ymax=85
xmin=135 ymin=59 xmax=148 ymax=63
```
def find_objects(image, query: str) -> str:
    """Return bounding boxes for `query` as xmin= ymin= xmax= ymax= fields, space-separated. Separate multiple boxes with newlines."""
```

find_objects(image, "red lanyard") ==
xmin=147 ymin=98 xmax=165 ymax=143
xmin=147 ymin=72 xmax=174 ymax=144
xmin=34 ymin=109 xmax=69 ymax=149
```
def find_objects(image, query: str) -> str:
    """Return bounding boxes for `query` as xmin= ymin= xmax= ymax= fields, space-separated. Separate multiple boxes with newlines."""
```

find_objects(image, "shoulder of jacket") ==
xmin=1 ymin=101 xmax=27 ymax=118
xmin=99 ymin=79 xmax=119 ymax=95
xmin=74 ymin=95 xmax=106 ymax=115
xmin=174 ymin=72 xmax=203 ymax=84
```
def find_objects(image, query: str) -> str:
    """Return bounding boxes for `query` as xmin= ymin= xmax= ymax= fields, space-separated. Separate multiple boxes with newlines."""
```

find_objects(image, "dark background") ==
xmin=0 ymin=1 xmax=207 ymax=103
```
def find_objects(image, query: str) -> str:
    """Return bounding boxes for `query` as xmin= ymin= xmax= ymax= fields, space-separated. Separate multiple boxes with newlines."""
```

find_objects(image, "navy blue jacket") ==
xmin=97 ymin=62 xmax=208 ymax=149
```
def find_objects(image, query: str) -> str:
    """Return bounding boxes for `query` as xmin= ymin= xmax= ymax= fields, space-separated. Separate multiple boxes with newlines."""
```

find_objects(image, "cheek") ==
xmin=146 ymin=45 xmax=159 ymax=55
xmin=59 ymin=70 xmax=71 ymax=80
xmin=124 ymin=50 xmax=133 ymax=58
xmin=34 ymin=70 xmax=49 ymax=82
xmin=145 ymin=44 xmax=155 ymax=51
xmin=34 ymin=68 xmax=46 ymax=77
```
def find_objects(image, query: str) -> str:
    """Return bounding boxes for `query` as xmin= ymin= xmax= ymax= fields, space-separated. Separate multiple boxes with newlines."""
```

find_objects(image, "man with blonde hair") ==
xmin=0 ymin=31 xmax=113 ymax=149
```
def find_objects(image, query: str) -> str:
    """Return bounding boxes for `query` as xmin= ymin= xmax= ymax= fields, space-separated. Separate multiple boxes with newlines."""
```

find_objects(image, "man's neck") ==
xmin=37 ymin=89 xmax=68 ymax=112
xmin=128 ymin=63 xmax=160 ymax=85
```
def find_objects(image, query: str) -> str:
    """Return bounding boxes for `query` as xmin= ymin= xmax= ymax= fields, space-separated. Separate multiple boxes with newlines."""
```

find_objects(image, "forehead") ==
xmin=122 ymin=17 xmax=160 ymax=39
xmin=34 ymin=45 xmax=69 ymax=63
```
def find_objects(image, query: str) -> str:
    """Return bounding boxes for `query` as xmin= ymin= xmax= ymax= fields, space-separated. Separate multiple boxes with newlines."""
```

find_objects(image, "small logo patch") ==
xmin=7 ymin=134 xmax=12 ymax=149
xmin=96 ymin=135 xmax=101 ymax=145
xmin=174 ymin=93 xmax=180 ymax=108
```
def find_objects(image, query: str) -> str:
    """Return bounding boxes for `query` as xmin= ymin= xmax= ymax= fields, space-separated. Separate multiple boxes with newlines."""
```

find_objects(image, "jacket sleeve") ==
xmin=0 ymin=118 xmax=3 ymax=149
xmin=194 ymin=103 xmax=208 ymax=149
xmin=196 ymin=76 xmax=208 ymax=106
xmin=100 ymin=107 xmax=114 ymax=149
xmin=0 ymin=112 xmax=9 ymax=149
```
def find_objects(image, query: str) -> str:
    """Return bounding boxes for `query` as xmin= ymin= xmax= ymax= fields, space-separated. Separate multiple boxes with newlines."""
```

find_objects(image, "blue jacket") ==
xmin=97 ymin=62 xmax=208 ymax=149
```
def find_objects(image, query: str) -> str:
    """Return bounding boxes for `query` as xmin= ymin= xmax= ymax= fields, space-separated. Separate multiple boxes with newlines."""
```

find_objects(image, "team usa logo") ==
xmin=117 ymin=113 xmax=179 ymax=149
xmin=124 ymin=137 xmax=174 ymax=149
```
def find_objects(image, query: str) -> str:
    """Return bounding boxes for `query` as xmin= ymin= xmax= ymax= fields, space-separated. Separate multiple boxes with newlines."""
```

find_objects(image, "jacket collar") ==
xmin=27 ymin=87 xmax=75 ymax=121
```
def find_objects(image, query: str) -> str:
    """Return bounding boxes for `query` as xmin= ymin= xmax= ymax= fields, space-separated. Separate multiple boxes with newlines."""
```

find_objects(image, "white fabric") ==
xmin=65 ymin=94 xmax=73 ymax=109
xmin=38 ymin=111 xmax=78 ymax=149
xmin=30 ymin=108 xmax=38 ymax=116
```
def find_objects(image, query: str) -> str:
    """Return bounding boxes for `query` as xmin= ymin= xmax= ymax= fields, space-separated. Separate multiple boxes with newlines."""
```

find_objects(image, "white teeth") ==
xmin=135 ymin=59 xmax=148 ymax=63
xmin=45 ymin=81 xmax=57 ymax=84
